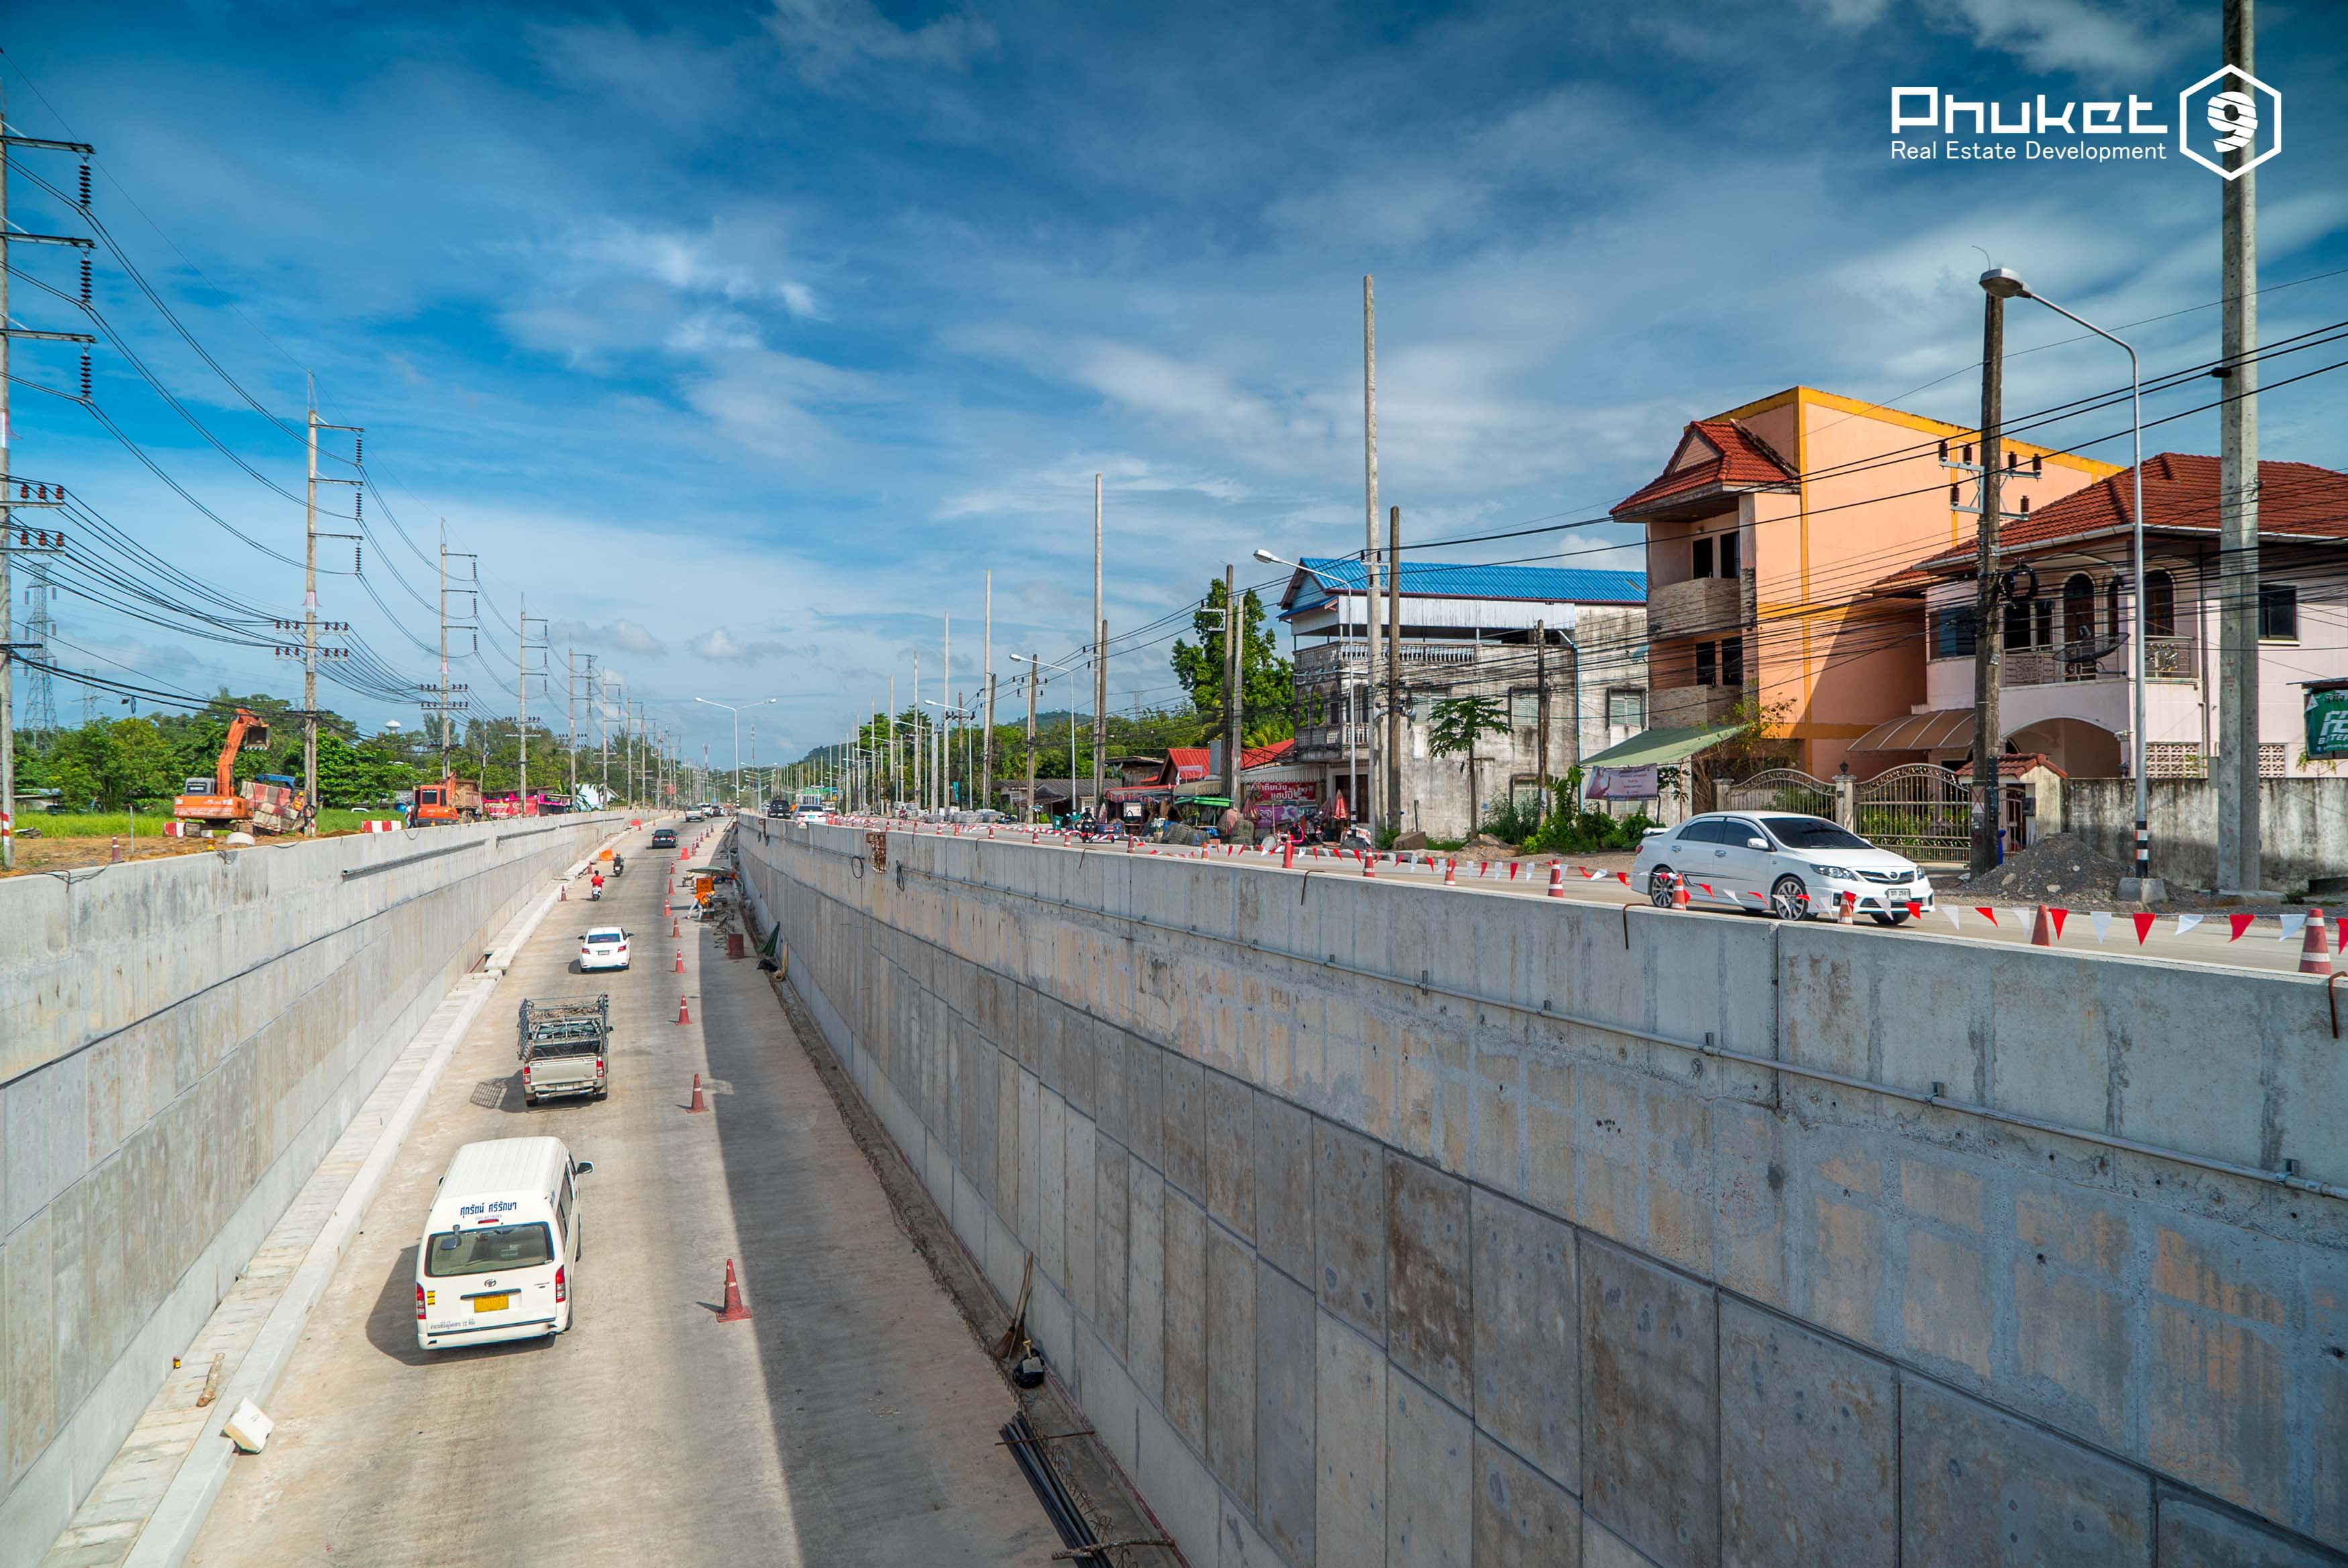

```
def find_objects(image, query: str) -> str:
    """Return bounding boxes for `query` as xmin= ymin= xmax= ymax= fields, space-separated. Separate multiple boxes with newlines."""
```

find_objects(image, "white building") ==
xmin=1271 ymin=558 xmax=1648 ymax=838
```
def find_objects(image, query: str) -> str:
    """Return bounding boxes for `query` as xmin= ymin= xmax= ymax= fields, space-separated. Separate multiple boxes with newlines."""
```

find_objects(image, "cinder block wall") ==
xmin=737 ymin=820 xmax=2347 ymax=1568
xmin=0 ymin=815 xmax=619 ymax=1563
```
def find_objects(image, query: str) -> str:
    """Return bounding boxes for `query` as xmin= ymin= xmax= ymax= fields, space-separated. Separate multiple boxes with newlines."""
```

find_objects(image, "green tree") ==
xmin=1169 ymin=580 xmax=1295 ymax=743
xmin=1426 ymin=694 xmax=1511 ymax=832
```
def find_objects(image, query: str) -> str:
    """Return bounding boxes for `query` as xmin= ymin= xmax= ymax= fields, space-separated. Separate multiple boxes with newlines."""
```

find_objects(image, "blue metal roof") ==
xmin=1289 ymin=557 xmax=1646 ymax=608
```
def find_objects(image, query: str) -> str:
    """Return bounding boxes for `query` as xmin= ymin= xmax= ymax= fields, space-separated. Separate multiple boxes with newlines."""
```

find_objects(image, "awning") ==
xmin=1576 ymin=721 xmax=1747 ymax=770
xmin=1851 ymin=710 xmax=1974 ymax=754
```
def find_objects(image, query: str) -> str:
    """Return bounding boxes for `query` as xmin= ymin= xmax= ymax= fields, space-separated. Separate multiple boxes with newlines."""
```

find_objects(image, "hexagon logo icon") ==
xmin=2179 ymin=64 xmax=2280 ymax=179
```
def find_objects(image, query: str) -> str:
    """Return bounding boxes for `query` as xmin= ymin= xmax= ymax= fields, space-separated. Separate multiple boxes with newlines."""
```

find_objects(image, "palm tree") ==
xmin=1426 ymin=694 xmax=1511 ymax=833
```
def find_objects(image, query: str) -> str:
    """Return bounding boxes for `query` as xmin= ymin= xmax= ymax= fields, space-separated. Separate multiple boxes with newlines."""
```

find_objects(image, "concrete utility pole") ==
xmin=1386 ymin=504 xmax=1403 ymax=834
xmin=912 ymin=654 xmax=922 ymax=808
xmin=1970 ymin=287 xmax=2008 ymax=876
xmin=943 ymin=614 xmax=951 ymax=808
xmin=1535 ymin=618 xmax=1550 ymax=818
xmin=517 ymin=595 xmax=529 ymax=810
xmin=2216 ymin=0 xmax=2263 ymax=893
xmin=982 ymin=571 xmax=996 ymax=809
xmin=1361 ymin=274 xmax=1383 ymax=837
xmin=887 ymin=674 xmax=896 ymax=803
xmin=566 ymin=648 xmax=577 ymax=794
xmin=305 ymin=397 xmax=319 ymax=832
xmin=1091 ymin=474 xmax=1106 ymax=816
xmin=1026 ymin=661 xmax=1039 ymax=824
xmin=1221 ymin=565 xmax=1240 ymax=803
xmin=1 ymin=117 xmax=13 ymax=872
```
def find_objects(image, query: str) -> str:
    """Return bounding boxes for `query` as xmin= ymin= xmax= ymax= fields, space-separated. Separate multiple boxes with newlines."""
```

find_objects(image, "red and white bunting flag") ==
xmin=2000 ymin=908 xmax=2029 ymax=930
xmin=1943 ymin=905 xmax=1963 ymax=930
xmin=1974 ymin=907 xmax=1998 ymax=926
xmin=1615 ymin=871 xmax=1632 ymax=887
xmin=1905 ymin=900 xmax=1923 ymax=919
xmin=2227 ymin=913 xmax=2255 ymax=942
xmin=2175 ymin=913 xmax=2204 ymax=937
xmin=2047 ymin=908 xmax=2069 ymax=940
xmin=2089 ymin=911 xmax=2112 ymax=943
xmin=1699 ymin=883 xmax=1716 ymax=898
xmin=1583 ymin=867 xmax=1603 ymax=880
xmin=2132 ymin=911 xmax=2157 ymax=944
xmin=2280 ymin=912 xmax=2308 ymax=944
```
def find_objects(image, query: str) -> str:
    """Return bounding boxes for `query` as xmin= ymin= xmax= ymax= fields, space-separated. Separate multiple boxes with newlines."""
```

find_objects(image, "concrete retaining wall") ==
xmin=0 ymin=815 xmax=621 ymax=1565
xmin=738 ymin=818 xmax=2347 ymax=1568
xmin=2064 ymin=777 xmax=2348 ymax=894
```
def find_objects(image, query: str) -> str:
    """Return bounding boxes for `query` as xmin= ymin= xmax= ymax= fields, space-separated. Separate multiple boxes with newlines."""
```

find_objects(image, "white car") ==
xmin=791 ymin=805 xmax=826 ymax=825
xmin=1630 ymin=811 xmax=1933 ymax=924
xmin=578 ymin=926 xmax=631 ymax=971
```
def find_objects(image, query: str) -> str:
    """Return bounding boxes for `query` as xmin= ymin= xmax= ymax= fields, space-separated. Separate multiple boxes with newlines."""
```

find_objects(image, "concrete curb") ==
xmin=118 ymin=835 xmax=614 ymax=1568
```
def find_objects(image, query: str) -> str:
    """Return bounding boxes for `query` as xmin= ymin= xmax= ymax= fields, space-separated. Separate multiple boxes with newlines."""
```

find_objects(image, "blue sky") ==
xmin=5 ymin=0 xmax=2345 ymax=765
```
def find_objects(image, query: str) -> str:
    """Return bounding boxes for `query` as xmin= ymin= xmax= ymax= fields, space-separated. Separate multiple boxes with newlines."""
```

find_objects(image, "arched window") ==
xmin=2063 ymin=574 xmax=2096 ymax=649
xmin=2145 ymin=570 xmax=2176 ymax=638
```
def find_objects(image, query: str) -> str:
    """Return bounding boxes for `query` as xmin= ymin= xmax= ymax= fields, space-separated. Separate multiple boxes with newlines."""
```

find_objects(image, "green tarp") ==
xmin=1575 ymin=721 xmax=1748 ymax=771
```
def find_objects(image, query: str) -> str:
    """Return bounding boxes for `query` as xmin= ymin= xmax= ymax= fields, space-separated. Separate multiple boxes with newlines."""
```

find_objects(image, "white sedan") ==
xmin=1630 ymin=811 xmax=1933 ymax=924
xmin=578 ymin=926 xmax=631 ymax=971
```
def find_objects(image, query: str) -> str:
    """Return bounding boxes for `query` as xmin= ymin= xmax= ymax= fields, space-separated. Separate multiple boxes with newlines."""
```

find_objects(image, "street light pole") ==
xmin=694 ymin=696 xmax=775 ymax=814
xmin=1981 ymin=268 xmax=2155 ymax=895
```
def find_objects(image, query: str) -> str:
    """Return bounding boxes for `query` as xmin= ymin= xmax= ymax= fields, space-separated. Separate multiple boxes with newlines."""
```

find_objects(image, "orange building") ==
xmin=1611 ymin=386 xmax=2120 ymax=778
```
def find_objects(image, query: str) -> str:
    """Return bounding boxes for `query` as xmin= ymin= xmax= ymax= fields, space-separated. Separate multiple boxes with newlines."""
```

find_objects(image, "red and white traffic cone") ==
xmin=559 ymin=883 xmax=566 ymax=901
xmin=2301 ymin=908 xmax=2333 ymax=976
xmin=1672 ymin=875 xmax=1690 ymax=911
xmin=1283 ymin=838 xmax=1295 ymax=870
xmin=1361 ymin=850 xmax=1375 ymax=879
xmin=2030 ymin=905 xmax=2055 ymax=946
xmin=672 ymin=919 xmax=681 ymax=937
xmin=688 ymin=1073 xmax=708 ymax=1113
xmin=715 ymin=1258 xmax=751 ymax=1322
xmin=678 ymin=996 xmax=692 ymax=1025
xmin=1444 ymin=858 xmax=1457 ymax=886
xmin=1547 ymin=862 xmax=1565 ymax=899
xmin=1837 ymin=891 xmax=1856 ymax=925
xmin=676 ymin=950 xmax=685 ymax=973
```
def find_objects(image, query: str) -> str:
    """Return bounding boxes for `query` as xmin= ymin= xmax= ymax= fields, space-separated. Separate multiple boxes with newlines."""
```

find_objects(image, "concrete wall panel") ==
xmin=1473 ymin=1432 xmax=1581 ymax=1568
xmin=1129 ymin=1163 xmax=1166 ymax=1408
xmin=1316 ymin=1309 xmax=1388 ymax=1568
xmin=1165 ymin=1187 xmax=1210 ymax=1453
xmin=1316 ymin=1120 xmax=1387 ymax=1344
xmin=1255 ymin=1092 xmax=1314 ymax=1284
xmin=1386 ymin=1367 xmax=1471 ymax=1568
xmin=1386 ymin=1154 xmax=1473 ymax=1410
xmin=1256 ymin=1259 xmax=1316 ymax=1568
xmin=1208 ymin=1072 xmax=1257 ymax=1243
xmin=1718 ymin=1298 xmax=1897 ymax=1568
xmin=1208 ymin=1225 xmax=1259 ymax=1512
xmin=1471 ymin=1187 xmax=1579 ymax=1492
xmin=1901 ymin=1378 xmax=2152 ymax=1568
xmin=1582 ymin=1241 xmax=1717 ymax=1568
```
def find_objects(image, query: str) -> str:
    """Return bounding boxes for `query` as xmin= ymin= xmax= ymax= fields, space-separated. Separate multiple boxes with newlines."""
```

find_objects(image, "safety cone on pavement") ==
xmin=2030 ymin=905 xmax=2056 ymax=947
xmin=715 ymin=1258 xmax=751 ymax=1321
xmin=559 ymin=883 xmax=566 ymax=901
xmin=1672 ymin=875 xmax=1690 ymax=911
xmin=2301 ymin=908 xmax=2333 ymax=976
xmin=676 ymin=949 xmax=685 ymax=973
xmin=1836 ymin=891 xmax=1856 ymax=925
xmin=1362 ymin=851 xmax=1375 ymax=879
xmin=688 ymin=1073 xmax=708 ymax=1113
xmin=1444 ymin=857 xmax=1458 ymax=886
xmin=1547 ymin=862 xmax=1565 ymax=899
xmin=678 ymin=996 xmax=692 ymax=1025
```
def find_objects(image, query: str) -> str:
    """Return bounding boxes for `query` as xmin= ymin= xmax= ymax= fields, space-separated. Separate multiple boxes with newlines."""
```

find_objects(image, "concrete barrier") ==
xmin=0 ymin=814 xmax=622 ymax=1565
xmin=735 ymin=816 xmax=2347 ymax=1568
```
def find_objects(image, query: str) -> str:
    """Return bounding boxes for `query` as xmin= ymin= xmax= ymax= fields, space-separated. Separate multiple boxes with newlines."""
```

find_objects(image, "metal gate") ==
xmin=1719 ymin=767 xmax=1835 ymax=819
xmin=1854 ymin=764 xmax=1970 ymax=861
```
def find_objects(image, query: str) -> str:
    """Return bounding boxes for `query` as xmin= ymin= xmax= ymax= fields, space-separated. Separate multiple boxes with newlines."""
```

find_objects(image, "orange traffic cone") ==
xmin=1547 ymin=862 xmax=1565 ymax=899
xmin=1672 ymin=875 xmax=1690 ymax=911
xmin=559 ymin=883 xmax=566 ymax=901
xmin=1361 ymin=850 xmax=1375 ymax=878
xmin=2030 ymin=905 xmax=2055 ymax=946
xmin=715 ymin=1258 xmax=751 ymax=1321
xmin=1444 ymin=858 xmax=1457 ymax=885
xmin=688 ymin=1073 xmax=708 ymax=1113
xmin=1836 ymin=891 xmax=1855 ymax=925
xmin=676 ymin=949 xmax=684 ymax=973
xmin=678 ymin=996 xmax=692 ymax=1025
xmin=672 ymin=919 xmax=680 ymax=937
xmin=2301 ymin=908 xmax=2333 ymax=976
xmin=1282 ymin=839 xmax=1295 ymax=869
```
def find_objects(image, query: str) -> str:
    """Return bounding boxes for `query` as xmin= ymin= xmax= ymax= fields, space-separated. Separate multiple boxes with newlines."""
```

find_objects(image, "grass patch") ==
xmin=21 ymin=807 xmax=385 ymax=838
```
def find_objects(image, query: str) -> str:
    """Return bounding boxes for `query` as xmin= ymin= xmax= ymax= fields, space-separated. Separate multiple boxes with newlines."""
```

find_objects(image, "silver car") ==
xmin=1630 ymin=811 xmax=1933 ymax=924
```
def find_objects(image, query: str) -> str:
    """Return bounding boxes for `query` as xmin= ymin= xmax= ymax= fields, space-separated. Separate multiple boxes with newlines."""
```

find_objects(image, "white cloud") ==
xmin=764 ymin=0 xmax=996 ymax=79
xmin=1921 ymin=0 xmax=2192 ymax=76
xmin=688 ymin=627 xmax=808 ymax=663
xmin=551 ymin=618 xmax=669 ymax=657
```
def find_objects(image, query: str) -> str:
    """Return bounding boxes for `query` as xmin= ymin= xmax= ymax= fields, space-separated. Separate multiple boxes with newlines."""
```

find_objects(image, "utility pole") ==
xmin=304 ymin=398 xmax=319 ymax=832
xmin=1361 ymin=274 xmax=1383 ymax=837
xmin=1222 ymin=563 xmax=1240 ymax=803
xmin=2216 ymin=0 xmax=2263 ymax=893
xmin=566 ymin=647 xmax=578 ymax=795
xmin=599 ymin=670 xmax=611 ymax=794
xmin=982 ymin=569 xmax=995 ymax=809
xmin=1970 ymin=286 xmax=2007 ymax=876
xmin=888 ymin=673 xmax=896 ymax=804
xmin=1535 ymin=618 xmax=1550 ymax=818
xmin=943 ymin=613 xmax=951 ymax=809
xmin=1386 ymin=504 xmax=1403 ymax=834
xmin=912 ymin=655 xmax=922 ymax=808
xmin=516 ymin=598 xmax=546 ymax=810
xmin=1091 ymin=474 xmax=1106 ymax=818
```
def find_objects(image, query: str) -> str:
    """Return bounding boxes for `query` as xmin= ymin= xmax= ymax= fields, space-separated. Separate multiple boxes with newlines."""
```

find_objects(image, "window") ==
xmin=1766 ymin=817 xmax=1870 ymax=850
xmin=425 ymin=1224 xmax=554 ymax=1277
xmin=2004 ymin=597 xmax=2054 ymax=649
xmin=1695 ymin=642 xmax=1717 ymax=686
xmin=2260 ymin=584 xmax=2298 ymax=641
xmin=1721 ymin=818 xmax=1766 ymax=848
xmin=1677 ymin=818 xmax=1721 ymax=844
xmin=1719 ymin=530 xmax=1741 ymax=578
xmin=1606 ymin=690 xmax=1645 ymax=729
xmin=1692 ymin=537 xmax=1715 ymax=579
xmin=1721 ymin=635 xmax=1745 ymax=687
xmin=1509 ymin=689 xmax=1541 ymax=727
xmin=2062 ymin=574 xmax=2096 ymax=649
xmin=1931 ymin=607 xmax=1977 ymax=659
xmin=557 ymin=1180 xmax=576 ymax=1250
xmin=2145 ymin=570 xmax=2176 ymax=638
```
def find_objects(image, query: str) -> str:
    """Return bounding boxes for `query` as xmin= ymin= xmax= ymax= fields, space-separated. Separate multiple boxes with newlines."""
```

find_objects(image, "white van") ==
xmin=415 ymin=1136 xmax=592 ymax=1351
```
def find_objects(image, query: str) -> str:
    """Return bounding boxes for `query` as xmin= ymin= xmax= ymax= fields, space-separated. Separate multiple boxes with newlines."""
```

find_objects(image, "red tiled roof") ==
xmin=1239 ymin=738 xmax=1295 ymax=771
xmin=1613 ymin=418 xmax=1799 ymax=516
xmin=1952 ymin=752 xmax=2068 ymax=780
xmin=1916 ymin=453 xmax=2348 ymax=572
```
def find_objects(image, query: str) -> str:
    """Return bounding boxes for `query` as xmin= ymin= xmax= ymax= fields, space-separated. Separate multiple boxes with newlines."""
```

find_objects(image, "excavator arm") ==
xmin=215 ymin=709 xmax=270 ymax=792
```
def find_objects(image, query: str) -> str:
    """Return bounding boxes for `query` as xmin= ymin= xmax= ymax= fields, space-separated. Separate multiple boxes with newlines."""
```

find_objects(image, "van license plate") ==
xmin=474 ymin=1294 xmax=512 ymax=1312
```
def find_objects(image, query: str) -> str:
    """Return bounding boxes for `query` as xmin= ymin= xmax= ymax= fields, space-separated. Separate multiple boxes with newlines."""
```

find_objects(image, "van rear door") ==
xmin=423 ymin=1221 xmax=559 ymax=1336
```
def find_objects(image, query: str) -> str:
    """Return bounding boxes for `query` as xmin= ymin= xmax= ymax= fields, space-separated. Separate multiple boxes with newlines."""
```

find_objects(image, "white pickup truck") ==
xmin=519 ymin=995 xmax=610 ymax=1106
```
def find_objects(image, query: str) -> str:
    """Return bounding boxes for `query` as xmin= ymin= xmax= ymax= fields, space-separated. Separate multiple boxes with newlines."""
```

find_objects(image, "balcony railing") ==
xmin=1646 ymin=574 xmax=1744 ymax=641
xmin=1988 ymin=635 xmax=2198 ymax=687
xmin=1296 ymin=640 xmax=1487 ymax=677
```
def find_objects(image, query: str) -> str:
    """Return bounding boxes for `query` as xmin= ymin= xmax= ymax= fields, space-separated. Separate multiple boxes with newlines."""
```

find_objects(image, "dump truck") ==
xmin=413 ymin=777 xmax=483 ymax=826
xmin=518 ymin=995 xmax=609 ymax=1106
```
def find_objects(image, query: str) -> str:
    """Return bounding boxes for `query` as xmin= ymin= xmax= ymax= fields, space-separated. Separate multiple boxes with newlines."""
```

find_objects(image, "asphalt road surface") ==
xmin=187 ymin=820 xmax=1055 ymax=1568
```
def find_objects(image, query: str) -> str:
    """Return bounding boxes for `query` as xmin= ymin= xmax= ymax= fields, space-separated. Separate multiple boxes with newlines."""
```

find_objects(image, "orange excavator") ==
xmin=173 ymin=708 xmax=306 ymax=833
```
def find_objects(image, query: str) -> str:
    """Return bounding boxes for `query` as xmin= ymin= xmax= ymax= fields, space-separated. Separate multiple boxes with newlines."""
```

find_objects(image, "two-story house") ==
xmin=1609 ymin=387 xmax=2118 ymax=779
xmin=1271 ymin=559 xmax=1647 ymax=838
xmin=1864 ymin=453 xmax=2348 ymax=779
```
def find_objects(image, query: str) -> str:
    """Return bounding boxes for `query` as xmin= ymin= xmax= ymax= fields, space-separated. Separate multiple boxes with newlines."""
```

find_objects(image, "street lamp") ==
xmin=1012 ymin=652 xmax=1081 ymax=824
xmin=1255 ymin=549 xmax=1369 ymax=826
xmin=694 ymin=696 xmax=777 ymax=811
xmin=923 ymin=697 xmax=974 ymax=813
xmin=1978 ymin=269 xmax=2152 ymax=891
